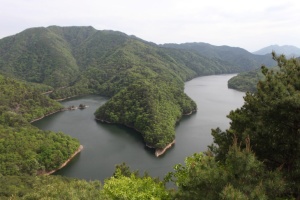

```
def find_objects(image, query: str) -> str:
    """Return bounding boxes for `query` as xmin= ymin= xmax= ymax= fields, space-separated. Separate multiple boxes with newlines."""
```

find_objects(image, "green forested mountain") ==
xmin=162 ymin=42 xmax=276 ymax=71
xmin=0 ymin=26 xmax=269 ymax=90
xmin=0 ymin=26 xmax=259 ymax=150
xmin=0 ymin=27 xmax=79 ymax=87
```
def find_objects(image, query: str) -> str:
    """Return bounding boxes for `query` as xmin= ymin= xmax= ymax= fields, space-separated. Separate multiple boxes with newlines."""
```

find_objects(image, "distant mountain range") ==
xmin=253 ymin=45 xmax=300 ymax=58
xmin=162 ymin=42 xmax=276 ymax=71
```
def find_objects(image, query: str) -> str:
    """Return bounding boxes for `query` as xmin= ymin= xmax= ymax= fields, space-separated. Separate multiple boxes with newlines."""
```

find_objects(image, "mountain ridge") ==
xmin=162 ymin=42 xmax=276 ymax=71
xmin=253 ymin=44 xmax=300 ymax=58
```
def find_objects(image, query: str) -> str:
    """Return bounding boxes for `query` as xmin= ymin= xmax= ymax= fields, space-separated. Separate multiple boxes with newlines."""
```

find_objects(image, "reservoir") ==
xmin=33 ymin=74 xmax=245 ymax=181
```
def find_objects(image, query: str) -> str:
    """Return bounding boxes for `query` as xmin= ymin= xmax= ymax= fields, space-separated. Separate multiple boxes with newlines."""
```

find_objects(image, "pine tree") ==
xmin=210 ymin=53 xmax=300 ymax=198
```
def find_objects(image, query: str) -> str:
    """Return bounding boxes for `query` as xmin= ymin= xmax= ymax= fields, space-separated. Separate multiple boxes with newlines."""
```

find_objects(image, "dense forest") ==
xmin=228 ymin=66 xmax=282 ymax=92
xmin=227 ymin=68 xmax=266 ymax=92
xmin=228 ymin=56 xmax=299 ymax=93
xmin=162 ymin=42 xmax=276 ymax=71
xmin=0 ymin=74 xmax=80 ymax=176
xmin=0 ymin=26 xmax=275 ymax=150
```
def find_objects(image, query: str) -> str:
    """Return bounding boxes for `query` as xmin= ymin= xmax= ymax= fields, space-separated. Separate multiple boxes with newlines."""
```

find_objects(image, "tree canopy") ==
xmin=0 ymin=74 xmax=80 ymax=176
xmin=166 ymin=142 xmax=284 ymax=200
xmin=210 ymin=53 xmax=300 ymax=198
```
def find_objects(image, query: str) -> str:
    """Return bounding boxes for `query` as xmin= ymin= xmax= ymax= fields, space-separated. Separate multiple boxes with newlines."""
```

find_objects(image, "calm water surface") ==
xmin=33 ymin=74 xmax=245 ymax=181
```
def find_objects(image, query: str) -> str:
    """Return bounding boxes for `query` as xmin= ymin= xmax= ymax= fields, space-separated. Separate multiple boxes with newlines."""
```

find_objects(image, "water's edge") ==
xmin=33 ymin=74 xmax=245 ymax=181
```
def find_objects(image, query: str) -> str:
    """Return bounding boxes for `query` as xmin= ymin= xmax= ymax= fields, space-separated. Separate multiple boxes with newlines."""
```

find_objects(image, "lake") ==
xmin=33 ymin=74 xmax=245 ymax=181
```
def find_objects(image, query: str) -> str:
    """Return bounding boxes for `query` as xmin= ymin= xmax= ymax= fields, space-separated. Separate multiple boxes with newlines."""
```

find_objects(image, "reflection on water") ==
xmin=33 ymin=74 xmax=245 ymax=181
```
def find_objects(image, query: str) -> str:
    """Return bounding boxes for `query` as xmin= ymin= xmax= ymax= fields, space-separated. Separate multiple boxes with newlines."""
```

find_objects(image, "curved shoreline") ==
xmin=30 ymin=109 xmax=64 ymax=123
xmin=95 ymin=117 xmax=176 ymax=157
xmin=41 ymin=145 xmax=83 ymax=175
xmin=155 ymin=140 xmax=176 ymax=157
xmin=30 ymin=105 xmax=89 ymax=123
xmin=183 ymin=109 xmax=197 ymax=116
xmin=55 ymin=95 xmax=78 ymax=102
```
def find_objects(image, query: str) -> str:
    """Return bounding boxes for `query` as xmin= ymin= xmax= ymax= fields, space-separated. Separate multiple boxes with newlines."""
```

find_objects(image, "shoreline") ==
xmin=30 ymin=105 xmax=89 ymax=123
xmin=183 ymin=109 xmax=197 ymax=116
xmin=155 ymin=140 xmax=176 ymax=157
xmin=95 ymin=117 xmax=112 ymax=124
xmin=55 ymin=95 xmax=78 ymax=102
xmin=41 ymin=90 xmax=53 ymax=95
xmin=96 ymin=117 xmax=178 ymax=157
xmin=30 ymin=109 xmax=64 ymax=123
xmin=41 ymin=145 xmax=83 ymax=175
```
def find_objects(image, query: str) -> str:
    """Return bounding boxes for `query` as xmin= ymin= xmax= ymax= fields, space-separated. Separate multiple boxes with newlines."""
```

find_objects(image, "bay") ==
xmin=32 ymin=74 xmax=245 ymax=181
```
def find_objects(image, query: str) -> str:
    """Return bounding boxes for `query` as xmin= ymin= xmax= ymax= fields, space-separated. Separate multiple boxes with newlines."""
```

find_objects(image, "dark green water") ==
xmin=33 ymin=74 xmax=245 ymax=181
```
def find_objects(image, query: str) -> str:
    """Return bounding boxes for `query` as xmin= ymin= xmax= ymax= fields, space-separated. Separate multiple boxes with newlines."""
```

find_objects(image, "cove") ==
xmin=32 ymin=74 xmax=245 ymax=181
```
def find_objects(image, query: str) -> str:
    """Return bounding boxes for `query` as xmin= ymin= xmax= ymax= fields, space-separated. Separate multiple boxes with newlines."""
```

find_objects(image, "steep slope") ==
xmin=253 ymin=44 xmax=300 ymax=58
xmin=0 ymin=74 xmax=62 ymax=122
xmin=0 ymin=27 xmax=79 ymax=87
xmin=162 ymin=42 xmax=276 ymax=71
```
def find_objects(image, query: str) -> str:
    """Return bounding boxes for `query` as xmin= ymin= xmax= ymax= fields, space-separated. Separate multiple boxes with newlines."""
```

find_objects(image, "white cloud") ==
xmin=1 ymin=0 xmax=300 ymax=51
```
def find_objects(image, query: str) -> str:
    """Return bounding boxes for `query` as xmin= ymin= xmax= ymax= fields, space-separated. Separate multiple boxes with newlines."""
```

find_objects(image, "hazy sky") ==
xmin=1 ymin=0 xmax=300 ymax=51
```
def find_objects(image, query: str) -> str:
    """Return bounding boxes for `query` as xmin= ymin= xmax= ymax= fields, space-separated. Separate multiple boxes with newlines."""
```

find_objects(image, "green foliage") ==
xmin=228 ymin=69 xmax=264 ymax=92
xmin=0 ymin=74 xmax=62 ymax=122
xmin=210 ymin=54 xmax=300 ymax=198
xmin=0 ymin=27 xmax=79 ymax=87
xmin=228 ymin=66 xmax=280 ymax=92
xmin=95 ymin=78 xmax=196 ymax=148
xmin=162 ymin=42 xmax=276 ymax=71
xmin=101 ymin=168 xmax=170 ymax=200
xmin=166 ymin=143 xmax=285 ymax=200
xmin=0 ymin=175 xmax=102 ymax=199
xmin=113 ymin=162 xmax=139 ymax=178
xmin=0 ymin=120 xmax=80 ymax=175
xmin=0 ymin=74 xmax=80 ymax=176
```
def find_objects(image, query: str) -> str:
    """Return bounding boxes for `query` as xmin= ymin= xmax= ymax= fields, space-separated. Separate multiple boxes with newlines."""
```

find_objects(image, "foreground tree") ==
xmin=0 ymin=176 xmax=103 ymax=199
xmin=166 ymin=140 xmax=284 ymax=200
xmin=210 ymin=53 xmax=300 ymax=198
xmin=101 ymin=168 xmax=170 ymax=200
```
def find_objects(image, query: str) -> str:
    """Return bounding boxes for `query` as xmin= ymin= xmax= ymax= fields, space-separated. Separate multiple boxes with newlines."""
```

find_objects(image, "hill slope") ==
xmin=0 ymin=74 xmax=80 ymax=176
xmin=162 ymin=42 xmax=276 ymax=71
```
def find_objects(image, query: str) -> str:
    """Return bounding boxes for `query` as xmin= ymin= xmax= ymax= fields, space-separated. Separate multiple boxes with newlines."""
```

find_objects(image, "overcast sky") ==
xmin=1 ymin=0 xmax=299 ymax=52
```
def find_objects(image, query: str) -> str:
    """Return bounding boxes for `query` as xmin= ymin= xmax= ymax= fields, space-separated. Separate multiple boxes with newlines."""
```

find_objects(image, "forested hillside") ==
xmin=228 ymin=69 xmax=265 ymax=92
xmin=0 ymin=74 xmax=80 ymax=176
xmin=0 ymin=26 xmax=268 ymax=150
xmin=0 ymin=74 xmax=62 ymax=122
xmin=162 ymin=42 xmax=276 ymax=71
xmin=228 ymin=66 xmax=281 ymax=92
